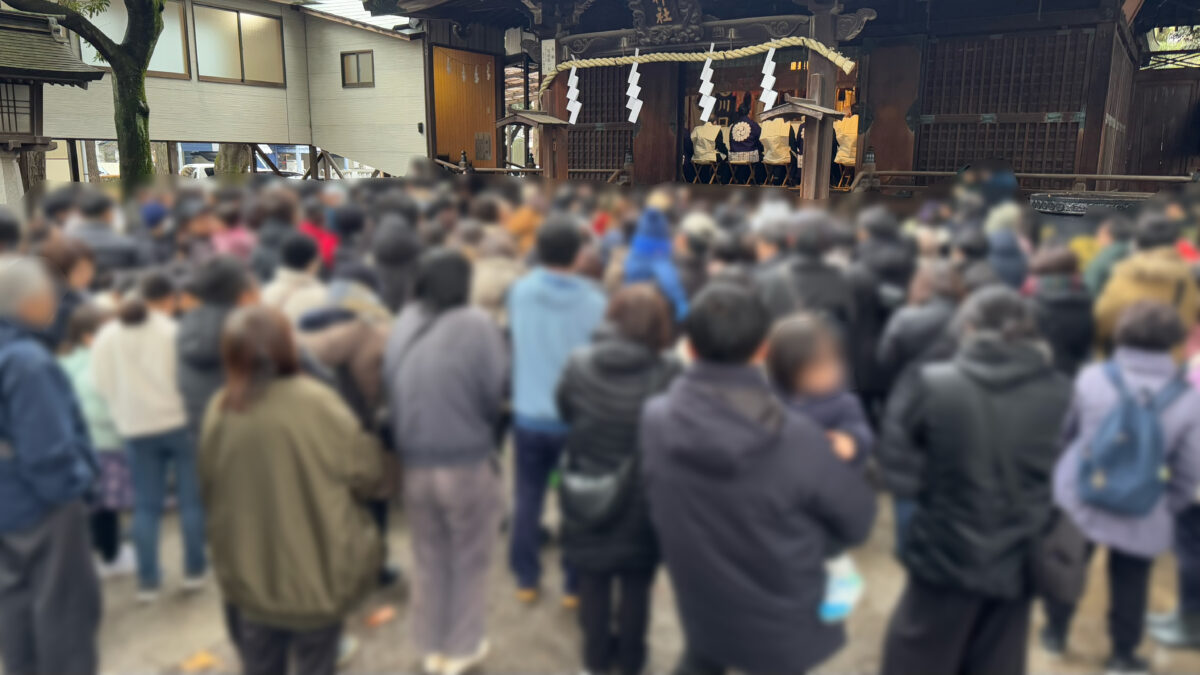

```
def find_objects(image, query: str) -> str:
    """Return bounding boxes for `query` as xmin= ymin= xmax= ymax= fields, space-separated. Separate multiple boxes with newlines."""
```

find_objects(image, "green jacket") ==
xmin=1083 ymin=241 xmax=1131 ymax=297
xmin=58 ymin=347 xmax=123 ymax=452
xmin=199 ymin=376 xmax=383 ymax=631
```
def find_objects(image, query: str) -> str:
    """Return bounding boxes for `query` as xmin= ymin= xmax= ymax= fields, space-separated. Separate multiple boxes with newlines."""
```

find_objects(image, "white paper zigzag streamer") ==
xmin=566 ymin=64 xmax=581 ymax=125
xmin=699 ymin=42 xmax=716 ymax=122
xmin=627 ymin=49 xmax=643 ymax=124
xmin=759 ymin=47 xmax=778 ymax=111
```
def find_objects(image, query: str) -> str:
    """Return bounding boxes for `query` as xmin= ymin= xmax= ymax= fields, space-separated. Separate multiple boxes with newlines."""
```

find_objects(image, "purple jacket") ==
xmin=1054 ymin=348 xmax=1200 ymax=557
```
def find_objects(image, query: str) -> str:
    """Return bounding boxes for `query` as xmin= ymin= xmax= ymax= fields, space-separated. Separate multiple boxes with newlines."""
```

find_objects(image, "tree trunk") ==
xmin=83 ymin=140 xmax=100 ymax=182
xmin=151 ymin=142 xmax=172 ymax=176
xmin=110 ymin=65 xmax=154 ymax=196
xmin=215 ymin=143 xmax=253 ymax=178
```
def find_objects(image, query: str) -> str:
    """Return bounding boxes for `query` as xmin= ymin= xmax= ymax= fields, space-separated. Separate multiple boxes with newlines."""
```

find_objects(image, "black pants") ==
xmin=1043 ymin=545 xmax=1153 ymax=657
xmin=672 ymin=648 xmax=805 ymax=675
xmin=578 ymin=569 xmax=654 ymax=675
xmin=225 ymin=605 xmax=342 ymax=675
xmin=1176 ymin=504 xmax=1200 ymax=614
xmin=89 ymin=509 xmax=120 ymax=564
xmin=882 ymin=576 xmax=1031 ymax=675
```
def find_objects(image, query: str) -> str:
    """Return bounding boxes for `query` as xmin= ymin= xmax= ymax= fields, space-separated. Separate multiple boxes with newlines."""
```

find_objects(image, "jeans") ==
xmin=1176 ymin=504 xmax=1200 ymax=614
xmin=127 ymin=427 xmax=206 ymax=590
xmin=893 ymin=497 xmax=916 ymax=556
xmin=1044 ymin=545 xmax=1153 ymax=657
xmin=508 ymin=426 xmax=573 ymax=592
xmin=579 ymin=569 xmax=654 ymax=675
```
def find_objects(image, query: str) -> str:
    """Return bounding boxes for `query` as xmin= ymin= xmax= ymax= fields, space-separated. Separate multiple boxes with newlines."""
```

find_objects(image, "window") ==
xmin=341 ymin=50 xmax=374 ymax=88
xmin=194 ymin=5 xmax=285 ymax=86
xmin=78 ymin=0 xmax=190 ymax=78
xmin=0 ymin=83 xmax=34 ymax=136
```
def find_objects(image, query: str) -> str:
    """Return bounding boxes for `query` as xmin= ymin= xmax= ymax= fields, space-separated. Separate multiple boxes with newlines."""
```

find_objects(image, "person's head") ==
xmin=176 ymin=199 xmax=217 ymax=238
xmin=0 ymin=256 xmax=56 ymax=327
xmin=754 ymin=217 xmax=790 ymax=261
xmin=737 ymin=92 xmax=753 ymax=117
xmin=78 ymin=191 xmax=115 ymax=226
xmin=536 ymin=216 xmax=585 ymax=269
xmin=1133 ymin=212 xmax=1181 ymax=250
xmin=676 ymin=211 xmax=718 ymax=260
xmin=856 ymin=204 xmax=899 ymax=242
xmin=220 ymin=306 xmax=300 ymax=412
xmin=414 ymin=247 xmax=472 ymax=312
xmin=766 ymin=313 xmax=845 ymax=397
xmin=1029 ymin=246 xmax=1078 ymax=277
xmin=1114 ymin=301 xmax=1186 ymax=353
xmin=37 ymin=237 xmax=94 ymax=291
xmin=260 ymin=187 xmax=299 ymax=225
xmin=792 ymin=216 xmax=834 ymax=259
xmin=468 ymin=193 xmax=507 ymax=226
xmin=1094 ymin=211 xmax=1134 ymax=247
xmin=909 ymin=259 xmax=963 ymax=305
xmin=373 ymin=215 xmax=421 ymax=270
xmin=950 ymin=227 xmax=989 ymax=264
xmin=118 ymin=270 xmax=176 ymax=325
xmin=606 ymin=283 xmax=674 ymax=352
xmin=683 ymin=282 xmax=771 ymax=364
xmin=186 ymin=256 xmax=258 ymax=307
xmin=330 ymin=204 xmax=367 ymax=240
xmin=41 ymin=188 xmax=77 ymax=226
xmin=65 ymin=303 xmax=111 ymax=350
xmin=280 ymin=232 xmax=320 ymax=273
xmin=953 ymin=286 xmax=1040 ymax=342
xmin=0 ymin=207 xmax=21 ymax=253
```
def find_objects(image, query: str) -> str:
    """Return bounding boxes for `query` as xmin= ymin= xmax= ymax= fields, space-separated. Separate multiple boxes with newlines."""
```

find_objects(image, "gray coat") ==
xmin=383 ymin=304 xmax=507 ymax=467
xmin=1054 ymin=348 xmax=1200 ymax=558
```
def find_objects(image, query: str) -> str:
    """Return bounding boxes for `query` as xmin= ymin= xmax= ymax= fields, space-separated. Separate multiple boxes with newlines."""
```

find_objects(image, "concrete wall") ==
xmin=303 ymin=14 xmax=427 ymax=175
xmin=41 ymin=0 xmax=428 ymax=173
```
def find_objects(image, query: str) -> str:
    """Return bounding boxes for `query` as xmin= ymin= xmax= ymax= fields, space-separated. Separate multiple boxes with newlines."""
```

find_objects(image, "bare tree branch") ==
xmin=4 ymin=0 xmax=127 ymax=69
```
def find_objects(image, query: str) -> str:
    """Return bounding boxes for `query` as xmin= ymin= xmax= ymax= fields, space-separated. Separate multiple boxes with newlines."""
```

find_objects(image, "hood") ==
xmin=954 ymin=335 xmax=1052 ymax=390
xmin=530 ymin=268 xmax=600 ymax=310
xmin=1033 ymin=274 xmax=1090 ymax=307
xmin=662 ymin=364 xmax=784 ymax=476
xmin=628 ymin=208 xmax=672 ymax=260
xmin=178 ymin=304 xmax=233 ymax=369
xmin=590 ymin=333 xmax=658 ymax=375
xmin=1122 ymin=247 xmax=1193 ymax=286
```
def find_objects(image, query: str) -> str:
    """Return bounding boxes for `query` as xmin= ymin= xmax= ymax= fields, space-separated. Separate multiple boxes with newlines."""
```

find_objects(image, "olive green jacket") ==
xmin=199 ymin=376 xmax=383 ymax=631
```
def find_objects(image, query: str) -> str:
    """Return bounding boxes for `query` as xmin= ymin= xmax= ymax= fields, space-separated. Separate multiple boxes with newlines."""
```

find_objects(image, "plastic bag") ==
xmin=819 ymin=554 xmax=864 ymax=623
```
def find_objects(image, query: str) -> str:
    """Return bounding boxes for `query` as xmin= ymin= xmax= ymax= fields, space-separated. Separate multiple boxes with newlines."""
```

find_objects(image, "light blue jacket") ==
xmin=507 ymin=268 xmax=606 ymax=432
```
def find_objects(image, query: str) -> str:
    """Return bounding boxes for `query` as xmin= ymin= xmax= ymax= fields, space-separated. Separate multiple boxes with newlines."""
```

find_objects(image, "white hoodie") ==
xmin=91 ymin=310 xmax=187 ymax=438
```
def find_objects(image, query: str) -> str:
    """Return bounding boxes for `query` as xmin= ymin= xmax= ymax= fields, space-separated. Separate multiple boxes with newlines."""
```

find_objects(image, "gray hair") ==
xmin=0 ymin=255 xmax=53 ymax=318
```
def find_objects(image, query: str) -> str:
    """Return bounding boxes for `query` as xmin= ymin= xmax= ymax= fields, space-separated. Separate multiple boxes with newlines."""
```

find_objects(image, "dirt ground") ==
xmin=98 ymin=499 xmax=1200 ymax=675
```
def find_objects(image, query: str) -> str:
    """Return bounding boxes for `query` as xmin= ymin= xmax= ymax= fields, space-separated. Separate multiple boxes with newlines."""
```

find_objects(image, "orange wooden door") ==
xmin=433 ymin=46 xmax=499 ymax=169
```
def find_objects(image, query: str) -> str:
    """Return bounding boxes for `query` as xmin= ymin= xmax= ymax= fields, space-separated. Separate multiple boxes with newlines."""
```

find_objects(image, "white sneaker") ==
xmin=440 ymin=640 xmax=489 ymax=675
xmin=181 ymin=574 xmax=208 ymax=593
xmin=421 ymin=653 xmax=444 ymax=675
xmin=98 ymin=544 xmax=137 ymax=579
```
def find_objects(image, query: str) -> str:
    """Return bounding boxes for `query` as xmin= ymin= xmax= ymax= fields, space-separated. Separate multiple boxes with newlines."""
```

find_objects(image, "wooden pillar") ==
xmin=540 ymin=125 xmax=569 ymax=181
xmin=801 ymin=7 xmax=838 ymax=200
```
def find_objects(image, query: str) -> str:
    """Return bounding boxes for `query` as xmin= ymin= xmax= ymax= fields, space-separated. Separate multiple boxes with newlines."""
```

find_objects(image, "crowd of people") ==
xmin=1 ymin=169 xmax=1200 ymax=675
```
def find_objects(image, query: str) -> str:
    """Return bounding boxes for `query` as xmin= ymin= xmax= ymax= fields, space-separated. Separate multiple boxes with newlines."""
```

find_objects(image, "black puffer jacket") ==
xmin=900 ymin=337 xmax=1070 ymax=599
xmin=876 ymin=295 xmax=957 ymax=391
xmin=759 ymin=255 xmax=857 ymax=331
xmin=1030 ymin=275 xmax=1094 ymax=377
xmin=555 ymin=332 xmax=681 ymax=573
xmin=250 ymin=219 xmax=294 ymax=283
xmin=847 ymin=238 xmax=916 ymax=398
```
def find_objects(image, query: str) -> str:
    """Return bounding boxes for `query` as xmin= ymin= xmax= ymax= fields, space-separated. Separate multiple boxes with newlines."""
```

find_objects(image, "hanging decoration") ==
xmin=566 ymin=61 xmax=582 ymax=125
xmin=698 ymin=42 xmax=716 ymax=122
xmin=759 ymin=47 xmax=778 ymax=111
xmin=626 ymin=48 xmax=643 ymax=124
xmin=541 ymin=35 xmax=855 ymax=96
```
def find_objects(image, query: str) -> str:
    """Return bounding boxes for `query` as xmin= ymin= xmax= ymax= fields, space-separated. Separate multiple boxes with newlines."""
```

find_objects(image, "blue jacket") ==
xmin=0 ymin=319 xmax=96 ymax=533
xmin=623 ymin=208 xmax=689 ymax=319
xmin=508 ymin=267 xmax=607 ymax=432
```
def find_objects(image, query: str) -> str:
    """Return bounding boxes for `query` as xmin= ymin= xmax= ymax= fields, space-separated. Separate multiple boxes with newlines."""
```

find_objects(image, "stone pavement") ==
xmin=97 ymin=501 xmax=1200 ymax=675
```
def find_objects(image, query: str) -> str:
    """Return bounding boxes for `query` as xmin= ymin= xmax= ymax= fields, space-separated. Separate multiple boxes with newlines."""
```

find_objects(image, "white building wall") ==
xmin=42 ymin=0 xmax=313 ymax=145
xmin=303 ymin=15 xmax=426 ymax=175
